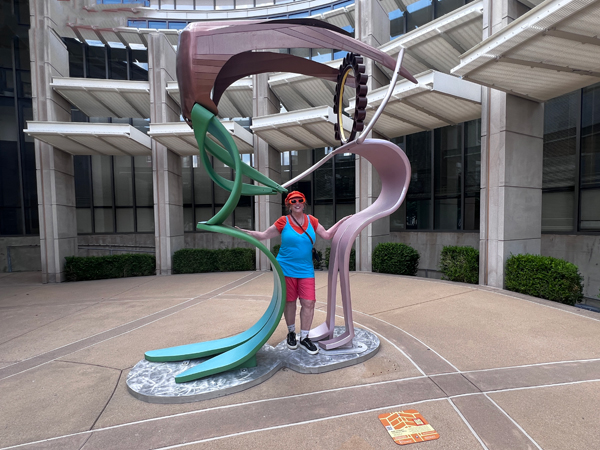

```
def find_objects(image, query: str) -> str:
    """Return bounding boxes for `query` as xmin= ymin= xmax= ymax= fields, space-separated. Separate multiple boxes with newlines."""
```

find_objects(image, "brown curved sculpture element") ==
xmin=176 ymin=18 xmax=417 ymax=124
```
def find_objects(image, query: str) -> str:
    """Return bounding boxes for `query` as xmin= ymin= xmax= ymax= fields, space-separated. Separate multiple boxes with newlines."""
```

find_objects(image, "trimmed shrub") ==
xmin=324 ymin=247 xmax=356 ymax=271
xmin=439 ymin=246 xmax=479 ymax=284
xmin=64 ymin=253 xmax=155 ymax=281
xmin=172 ymin=248 xmax=217 ymax=274
xmin=372 ymin=242 xmax=419 ymax=276
xmin=216 ymin=248 xmax=255 ymax=272
xmin=172 ymin=248 xmax=255 ymax=274
xmin=505 ymin=254 xmax=584 ymax=306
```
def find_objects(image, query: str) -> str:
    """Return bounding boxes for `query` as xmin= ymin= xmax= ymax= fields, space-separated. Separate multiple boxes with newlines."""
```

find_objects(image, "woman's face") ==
xmin=288 ymin=199 xmax=305 ymax=214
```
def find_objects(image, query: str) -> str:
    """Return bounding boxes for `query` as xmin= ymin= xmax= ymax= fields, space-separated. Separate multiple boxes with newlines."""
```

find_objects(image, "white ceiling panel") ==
xmin=452 ymin=0 xmax=600 ymax=101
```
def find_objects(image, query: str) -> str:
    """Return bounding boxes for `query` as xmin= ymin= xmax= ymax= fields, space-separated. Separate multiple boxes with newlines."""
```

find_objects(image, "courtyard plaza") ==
xmin=0 ymin=269 xmax=599 ymax=449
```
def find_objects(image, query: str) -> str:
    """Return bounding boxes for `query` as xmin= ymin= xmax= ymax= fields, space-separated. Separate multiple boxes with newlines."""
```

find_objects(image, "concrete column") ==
xmin=253 ymin=73 xmax=282 ymax=270
xmin=30 ymin=0 xmax=77 ymax=283
xmin=355 ymin=0 xmax=390 ymax=271
xmin=479 ymin=0 xmax=543 ymax=287
xmin=148 ymin=33 xmax=184 ymax=275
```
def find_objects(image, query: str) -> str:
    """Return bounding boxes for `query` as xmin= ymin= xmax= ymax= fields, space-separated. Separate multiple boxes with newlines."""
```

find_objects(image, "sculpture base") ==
xmin=127 ymin=327 xmax=379 ymax=404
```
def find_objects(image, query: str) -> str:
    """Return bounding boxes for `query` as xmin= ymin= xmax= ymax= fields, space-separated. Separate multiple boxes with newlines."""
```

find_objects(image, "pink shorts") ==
xmin=285 ymin=277 xmax=316 ymax=302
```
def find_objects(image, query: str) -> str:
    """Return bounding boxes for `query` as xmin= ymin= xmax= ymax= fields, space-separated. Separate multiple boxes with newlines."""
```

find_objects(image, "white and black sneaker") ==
xmin=299 ymin=337 xmax=319 ymax=355
xmin=286 ymin=331 xmax=298 ymax=350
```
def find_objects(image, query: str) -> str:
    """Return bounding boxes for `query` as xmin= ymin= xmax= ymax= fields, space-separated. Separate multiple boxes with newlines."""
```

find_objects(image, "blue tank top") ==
xmin=276 ymin=215 xmax=316 ymax=278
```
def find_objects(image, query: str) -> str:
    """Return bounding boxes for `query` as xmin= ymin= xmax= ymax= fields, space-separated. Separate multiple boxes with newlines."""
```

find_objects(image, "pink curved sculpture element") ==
xmin=311 ymin=140 xmax=411 ymax=349
xmin=176 ymin=18 xmax=417 ymax=124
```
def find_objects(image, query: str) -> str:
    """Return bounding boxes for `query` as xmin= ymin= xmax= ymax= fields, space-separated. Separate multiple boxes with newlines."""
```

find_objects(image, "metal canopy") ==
xmin=166 ymin=78 xmax=253 ymax=119
xmin=379 ymin=0 xmax=428 ymax=14
xmin=312 ymin=4 xmax=355 ymax=29
xmin=251 ymin=106 xmax=352 ymax=152
xmin=51 ymin=77 xmax=151 ymax=119
xmin=452 ymin=0 xmax=600 ymax=102
xmin=24 ymin=122 xmax=151 ymax=156
xmin=149 ymin=121 xmax=255 ymax=156
xmin=268 ymin=63 xmax=340 ymax=112
xmin=349 ymin=70 xmax=482 ymax=139
xmin=380 ymin=1 xmax=484 ymax=77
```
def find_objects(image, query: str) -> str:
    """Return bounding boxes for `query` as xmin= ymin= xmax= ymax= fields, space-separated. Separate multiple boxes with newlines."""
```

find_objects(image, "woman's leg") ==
xmin=284 ymin=301 xmax=297 ymax=327
xmin=299 ymin=298 xmax=315 ymax=331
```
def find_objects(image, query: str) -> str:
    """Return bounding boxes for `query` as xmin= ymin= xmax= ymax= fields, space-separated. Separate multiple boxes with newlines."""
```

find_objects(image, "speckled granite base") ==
xmin=127 ymin=327 xmax=379 ymax=404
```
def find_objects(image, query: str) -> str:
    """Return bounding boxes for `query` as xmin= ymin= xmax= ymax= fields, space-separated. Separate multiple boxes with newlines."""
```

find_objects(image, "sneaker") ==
xmin=299 ymin=337 xmax=319 ymax=355
xmin=286 ymin=331 xmax=298 ymax=350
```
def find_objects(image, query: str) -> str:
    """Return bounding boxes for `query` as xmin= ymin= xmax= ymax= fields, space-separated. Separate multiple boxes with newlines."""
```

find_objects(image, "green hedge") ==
xmin=505 ymin=254 xmax=583 ymax=305
xmin=272 ymin=244 xmax=322 ymax=270
xmin=372 ymin=242 xmax=419 ymax=276
xmin=64 ymin=253 xmax=155 ymax=281
xmin=172 ymin=248 xmax=255 ymax=274
xmin=439 ymin=246 xmax=479 ymax=284
xmin=324 ymin=247 xmax=356 ymax=271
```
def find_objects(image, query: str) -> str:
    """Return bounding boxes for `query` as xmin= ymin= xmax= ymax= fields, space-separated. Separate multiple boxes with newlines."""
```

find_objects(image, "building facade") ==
xmin=0 ymin=0 xmax=598 ymax=300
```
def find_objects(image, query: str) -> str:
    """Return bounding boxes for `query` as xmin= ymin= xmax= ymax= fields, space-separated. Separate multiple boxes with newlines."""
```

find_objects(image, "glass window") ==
xmin=435 ymin=0 xmax=465 ymax=19
xmin=215 ymin=0 xmax=234 ymax=9
xmin=236 ymin=0 xmax=254 ymax=8
xmin=64 ymin=38 xmax=84 ymax=78
xmin=290 ymin=48 xmax=310 ymax=59
xmin=195 ymin=0 xmax=214 ymax=9
xmin=128 ymin=20 xmax=147 ymax=28
xmin=580 ymin=189 xmax=600 ymax=230
xmin=168 ymin=21 xmax=188 ymax=30
xmin=175 ymin=0 xmax=194 ymax=9
xmin=406 ymin=0 xmax=433 ymax=31
xmin=91 ymin=155 xmax=114 ymax=233
xmin=86 ymin=46 xmax=107 ymax=79
xmin=74 ymin=156 xmax=93 ymax=234
xmin=159 ymin=0 xmax=175 ymax=9
xmin=0 ymin=119 xmax=22 ymax=235
xmin=108 ymin=47 xmax=128 ymax=80
xmin=311 ymin=49 xmax=332 ymax=63
xmin=580 ymin=83 xmax=600 ymax=231
xmin=289 ymin=11 xmax=309 ymax=18
xmin=405 ymin=131 xmax=432 ymax=229
xmin=463 ymin=119 xmax=480 ymax=231
xmin=148 ymin=21 xmax=168 ymax=29
xmin=434 ymin=125 xmax=461 ymax=230
xmin=130 ymin=49 xmax=148 ymax=81
xmin=542 ymin=91 xmax=578 ymax=232
xmin=310 ymin=6 xmax=331 ymax=15
xmin=390 ymin=10 xmax=405 ymax=39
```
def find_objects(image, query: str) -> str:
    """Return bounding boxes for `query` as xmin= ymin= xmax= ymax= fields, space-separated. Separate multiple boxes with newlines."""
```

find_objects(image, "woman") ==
xmin=237 ymin=191 xmax=351 ymax=355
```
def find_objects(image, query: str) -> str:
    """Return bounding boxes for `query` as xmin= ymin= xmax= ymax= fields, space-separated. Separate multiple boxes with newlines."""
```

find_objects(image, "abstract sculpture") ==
xmin=144 ymin=18 xmax=415 ymax=382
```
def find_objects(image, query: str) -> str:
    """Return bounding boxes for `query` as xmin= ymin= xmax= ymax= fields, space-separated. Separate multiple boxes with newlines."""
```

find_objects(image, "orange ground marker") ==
xmin=378 ymin=410 xmax=440 ymax=445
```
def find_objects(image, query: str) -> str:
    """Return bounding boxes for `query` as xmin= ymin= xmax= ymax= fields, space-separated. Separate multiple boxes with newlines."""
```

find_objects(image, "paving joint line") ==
xmin=89 ymin=369 xmax=124 ymax=431
xmin=483 ymin=393 xmax=543 ymax=450
xmin=370 ymin=288 xmax=475 ymax=315
xmin=447 ymin=398 xmax=489 ymax=450
xmin=0 ymin=301 xmax=103 ymax=348
xmin=0 ymin=272 xmax=263 ymax=381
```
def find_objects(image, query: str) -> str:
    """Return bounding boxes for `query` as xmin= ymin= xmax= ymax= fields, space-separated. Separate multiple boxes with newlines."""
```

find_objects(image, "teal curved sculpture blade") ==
xmin=144 ymin=104 xmax=286 ymax=383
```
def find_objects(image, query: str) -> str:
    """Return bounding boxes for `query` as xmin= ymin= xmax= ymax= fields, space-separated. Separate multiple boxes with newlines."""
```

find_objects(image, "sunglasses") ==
xmin=289 ymin=198 xmax=304 ymax=204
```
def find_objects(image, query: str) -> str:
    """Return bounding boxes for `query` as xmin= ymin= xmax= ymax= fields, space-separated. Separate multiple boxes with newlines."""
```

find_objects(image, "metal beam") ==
xmin=379 ymin=109 xmax=429 ymax=132
xmin=461 ymin=74 xmax=544 ymax=103
xmin=544 ymin=29 xmax=600 ymax=47
xmin=439 ymin=31 xmax=467 ymax=55
xmin=401 ymin=97 xmax=456 ymax=125
xmin=499 ymin=56 xmax=600 ymax=78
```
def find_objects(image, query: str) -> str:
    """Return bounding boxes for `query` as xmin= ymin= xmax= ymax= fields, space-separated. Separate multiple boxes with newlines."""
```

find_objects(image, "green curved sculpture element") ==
xmin=144 ymin=103 xmax=287 ymax=383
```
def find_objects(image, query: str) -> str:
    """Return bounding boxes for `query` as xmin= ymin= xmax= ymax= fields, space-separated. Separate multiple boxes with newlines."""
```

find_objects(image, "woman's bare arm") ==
xmin=236 ymin=224 xmax=280 ymax=241
xmin=315 ymin=215 xmax=353 ymax=240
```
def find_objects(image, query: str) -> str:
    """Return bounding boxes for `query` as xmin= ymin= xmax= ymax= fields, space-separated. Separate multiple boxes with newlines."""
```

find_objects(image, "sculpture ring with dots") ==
xmin=334 ymin=53 xmax=369 ymax=144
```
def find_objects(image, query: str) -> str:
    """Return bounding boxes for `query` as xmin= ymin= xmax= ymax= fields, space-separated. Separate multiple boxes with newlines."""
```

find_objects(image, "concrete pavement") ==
xmin=1 ymin=270 xmax=599 ymax=449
